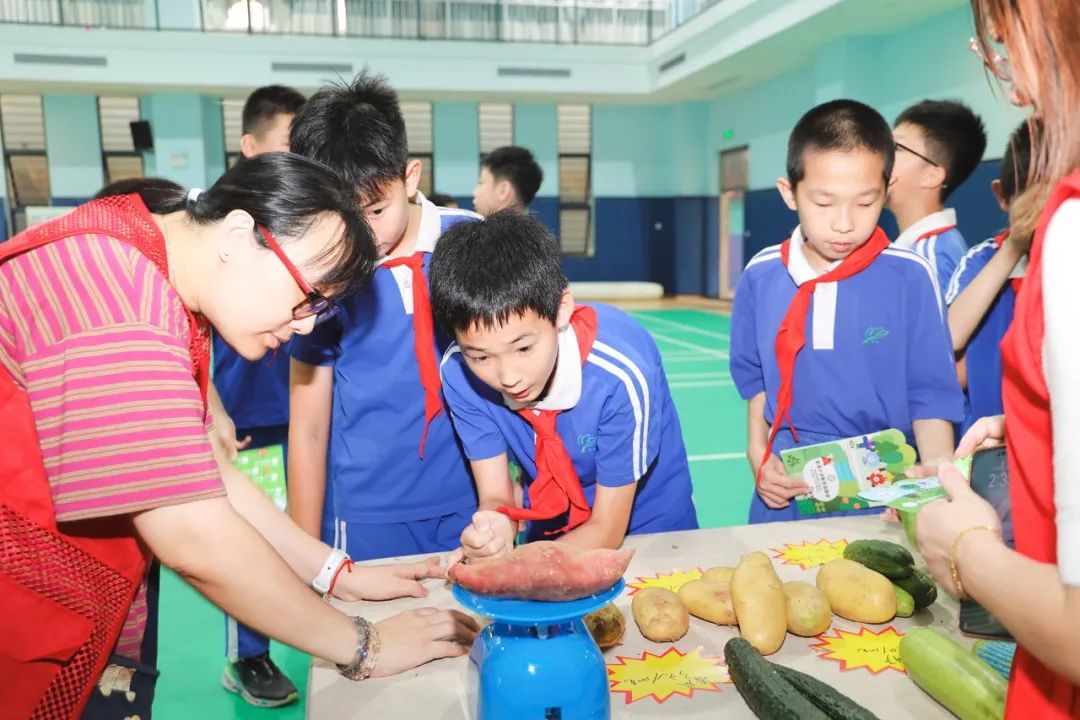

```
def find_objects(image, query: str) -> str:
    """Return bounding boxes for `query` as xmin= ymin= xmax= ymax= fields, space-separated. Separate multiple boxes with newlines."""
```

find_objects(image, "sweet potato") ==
xmin=448 ymin=541 xmax=635 ymax=601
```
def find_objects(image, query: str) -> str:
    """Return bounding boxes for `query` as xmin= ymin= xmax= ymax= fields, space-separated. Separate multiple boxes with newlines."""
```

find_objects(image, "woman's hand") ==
xmin=334 ymin=557 xmax=445 ymax=602
xmin=915 ymin=462 xmax=1003 ymax=597
xmin=370 ymin=609 xmax=481 ymax=677
xmin=956 ymin=415 xmax=1006 ymax=457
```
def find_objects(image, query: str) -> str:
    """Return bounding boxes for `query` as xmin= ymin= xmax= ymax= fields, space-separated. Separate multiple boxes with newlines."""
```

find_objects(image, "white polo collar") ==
xmin=894 ymin=208 xmax=957 ymax=249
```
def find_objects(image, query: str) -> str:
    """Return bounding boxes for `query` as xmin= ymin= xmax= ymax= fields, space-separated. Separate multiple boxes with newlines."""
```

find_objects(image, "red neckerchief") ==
xmin=993 ymin=229 xmax=1024 ymax=294
xmin=497 ymin=306 xmax=599 ymax=535
xmin=380 ymin=252 xmax=441 ymax=457
xmin=913 ymin=223 xmax=957 ymax=245
xmin=759 ymin=228 xmax=890 ymax=479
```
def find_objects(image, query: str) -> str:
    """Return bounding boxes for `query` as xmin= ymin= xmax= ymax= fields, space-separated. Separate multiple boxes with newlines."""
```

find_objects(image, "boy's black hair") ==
xmin=289 ymin=70 xmax=409 ymax=202
xmin=430 ymin=212 xmax=567 ymax=336
xmin=895 ymin=99 xmax=987 ymax=201
xmin=999 ymin=121 xmax=1035 ymax=203
xmin=481 ymin=146 xmax=544 ymax=206
xmin=787 ymin=99 xmax=895 ymax=188
xmin=428 ymin=192 xmax=459 ymax=208
xmin=241 ymin=85 xmax=305 ymax=136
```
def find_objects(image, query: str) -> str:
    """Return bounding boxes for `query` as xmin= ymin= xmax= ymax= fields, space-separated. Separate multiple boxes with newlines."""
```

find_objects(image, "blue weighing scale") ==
xmin=452 ymin=579 xmax=625 ymax=720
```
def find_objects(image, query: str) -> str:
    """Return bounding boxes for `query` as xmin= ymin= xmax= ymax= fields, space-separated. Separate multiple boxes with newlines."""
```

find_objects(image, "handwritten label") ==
xmin=811 ymin=626 xmax=906 ymax=675
xmin=627 ymin=568 xmax=704 ymax=595
xmin=608 ymin=647 xmax=729 ymax=704
xmin=771 ymin=539 xmax=849 ymax=570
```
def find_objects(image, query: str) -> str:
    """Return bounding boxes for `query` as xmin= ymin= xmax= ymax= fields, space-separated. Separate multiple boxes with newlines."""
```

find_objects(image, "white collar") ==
xmin=894 ymin=208 xmax=958 ymax=249
xmin=503 ymin=324 xmax=582 ymax=412
xmin=786 ymin=226 xmax=840 ymax=286
xmin=376 ymin=192 xmax=439 ymax=266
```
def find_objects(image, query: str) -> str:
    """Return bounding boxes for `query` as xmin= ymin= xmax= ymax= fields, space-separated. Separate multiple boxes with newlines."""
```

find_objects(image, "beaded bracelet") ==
xmin=949 ymin=525 xmax=999 ymax=598
xmin=337 ymin=616 xmax=380 ymax=681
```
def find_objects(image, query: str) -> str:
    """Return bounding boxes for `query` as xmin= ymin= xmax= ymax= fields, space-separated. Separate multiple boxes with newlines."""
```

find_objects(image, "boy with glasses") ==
xmin=887 ymin=100 xmax=988 ymax=294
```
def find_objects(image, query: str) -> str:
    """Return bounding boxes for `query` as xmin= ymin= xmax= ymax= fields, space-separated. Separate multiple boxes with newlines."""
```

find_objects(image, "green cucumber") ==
xmin=893 ymin=585 xmax=915 ymax=617
xmin=893 ymin=568 xmax=938 ymax=609
xmin=843 ymin=539 xmax=914 ymax=580
xmin=900 ymin=628 xmax=1007 ymax=720
xmin=724 ymin=638 xmax=830 ymax=720
xmin=773 ymin=663 xmax=880 ymax=720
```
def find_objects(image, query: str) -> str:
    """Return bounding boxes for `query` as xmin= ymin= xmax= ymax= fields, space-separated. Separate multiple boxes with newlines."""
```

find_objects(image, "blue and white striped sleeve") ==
xmin=590 ymin=344 xmax=660 ymax=487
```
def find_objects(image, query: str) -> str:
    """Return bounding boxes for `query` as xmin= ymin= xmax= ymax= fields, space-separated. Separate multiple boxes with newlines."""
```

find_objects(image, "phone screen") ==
xmin=969 ymin=446 xmax=1013 ymax=549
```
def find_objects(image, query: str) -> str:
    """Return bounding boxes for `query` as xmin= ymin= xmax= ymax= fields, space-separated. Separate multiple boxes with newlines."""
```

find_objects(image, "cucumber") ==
xmin=843 ymin=539 xmax=914 ymax=580
xmin=893 ymin=568 xmax=938 ymax=609
xmin=900 ymin=628 xmax=1007 ymax=720
xmin=894 ymin=585 xmax=915 ymax=617
xmin=773 ymin=663 xmax=880 ymax=720
xmin=724 ymin=638 xmax=830 ymax=720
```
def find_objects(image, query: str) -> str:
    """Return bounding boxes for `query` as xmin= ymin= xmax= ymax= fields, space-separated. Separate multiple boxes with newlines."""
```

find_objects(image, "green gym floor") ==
xmin=155 ymin=307 xmax=752 ymax=720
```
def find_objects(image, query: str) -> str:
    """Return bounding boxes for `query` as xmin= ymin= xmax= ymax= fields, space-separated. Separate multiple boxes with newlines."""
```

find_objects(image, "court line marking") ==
xmin=668 ymin=380 xmax=734 ymax=389
xmin=632 ymin=313 xmax=731 ymax=341
xmin=667 ymin=371 xmax=730 ymax=379
xmin=687 ymin=452 xmax=745 ymax=462
xmin=662 ymin=356 xmax=727 ymax=364
xmin=649 ymin=331 xmax=729 ymax=359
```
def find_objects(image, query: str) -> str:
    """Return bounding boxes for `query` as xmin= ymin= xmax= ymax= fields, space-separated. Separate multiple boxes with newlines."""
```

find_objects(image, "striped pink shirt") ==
xmin=0 ymin=231 xmax=224 ymax=659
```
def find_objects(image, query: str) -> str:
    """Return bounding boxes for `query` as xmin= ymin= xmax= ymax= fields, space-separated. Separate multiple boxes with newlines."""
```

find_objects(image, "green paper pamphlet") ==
xmin=779 ymin=429 xmax=918 ymax=516
xmin=234 ymin=445 xmax=287 ymax=511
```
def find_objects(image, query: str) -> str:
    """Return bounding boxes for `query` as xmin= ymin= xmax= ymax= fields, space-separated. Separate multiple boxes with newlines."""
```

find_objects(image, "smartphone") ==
xmin=959 ymin=445 xmax=1013 ymax=639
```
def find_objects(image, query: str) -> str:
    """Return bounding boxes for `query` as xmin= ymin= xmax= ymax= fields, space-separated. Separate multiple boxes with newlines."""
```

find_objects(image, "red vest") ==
xmin=0 ymin=195 xmax=210 ymax=720
xmin=1000 ymin=171 xmax=1080 ymax=718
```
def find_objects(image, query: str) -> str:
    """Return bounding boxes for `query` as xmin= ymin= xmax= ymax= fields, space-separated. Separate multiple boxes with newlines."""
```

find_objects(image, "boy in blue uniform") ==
xmin=888 ymin=100 xmax=987 ymax=292
xmin=214 ymin=84 xmax=308 ymax=709
xmin=287 ymin=72 xmax=481 ymax=562
xmin=472 ymin=145 xmax=544 ymax=217
xmin=945 ymin=122 xmax=1033 ymax=433
xmin=730 ymin=99 xmax=964 ymax=524
xmin=430 ymin=213 xmax=697 ymax=560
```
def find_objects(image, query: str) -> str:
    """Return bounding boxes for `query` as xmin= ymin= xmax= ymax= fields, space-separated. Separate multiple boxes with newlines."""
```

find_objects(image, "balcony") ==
xmin=0 ymin=0 xmax=719 ymax=46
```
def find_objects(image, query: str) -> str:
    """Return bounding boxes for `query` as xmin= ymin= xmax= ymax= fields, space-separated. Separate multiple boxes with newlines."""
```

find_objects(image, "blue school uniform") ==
xmin=894 ymin=208 xmax=970 ymax=297
xmin=289 ymin=194 xmax=481 ymax=562
xmin=730 ymin=226 xmax=965 ymax=523
xmin=944 ymin=234 xmax=1025 ymax=434
xmin=440 ymin=303 xmax=698 ymax=540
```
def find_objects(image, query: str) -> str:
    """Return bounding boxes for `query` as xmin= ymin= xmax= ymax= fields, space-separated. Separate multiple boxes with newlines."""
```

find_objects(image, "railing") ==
xmin=0 ymin=0 xmax=146 ymax=28
xmin=200 ymin=0 xmax=669 ymax=45
xmin=0 ymin=0 xmax=726 ymax=45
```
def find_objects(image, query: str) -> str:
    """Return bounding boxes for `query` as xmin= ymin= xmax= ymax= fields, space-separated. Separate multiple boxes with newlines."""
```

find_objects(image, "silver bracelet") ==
xmin=337 ymin=616 xmax=380 ymax=681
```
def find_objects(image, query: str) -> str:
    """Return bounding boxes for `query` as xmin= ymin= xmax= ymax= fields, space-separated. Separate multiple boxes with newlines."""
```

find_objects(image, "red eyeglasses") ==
xmin=257 ymin=225 xmax=337 ymax=324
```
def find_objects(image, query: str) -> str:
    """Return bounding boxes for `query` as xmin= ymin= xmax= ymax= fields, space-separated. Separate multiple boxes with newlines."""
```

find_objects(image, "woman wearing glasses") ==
xmin=0 ymin=152 xmax=478 ymax=720
xmin=915 ymin=1 xmax=1080 ymax=717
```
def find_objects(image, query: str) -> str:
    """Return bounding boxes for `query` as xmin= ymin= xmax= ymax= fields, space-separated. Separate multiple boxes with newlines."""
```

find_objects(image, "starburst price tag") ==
xmin=811 ymin=626 xmax=906 ymax=675
xmin=771 ymin=539 xmax=849 ymax=570
xmin=626 ymin=568 xmax=704 ymax=595
xmin=607 ymin=647 xmax=729 ymax=704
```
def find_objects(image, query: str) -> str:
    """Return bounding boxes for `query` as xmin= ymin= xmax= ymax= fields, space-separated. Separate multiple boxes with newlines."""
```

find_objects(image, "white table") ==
xmin=308 ymin=518 xmax=966 ymax=719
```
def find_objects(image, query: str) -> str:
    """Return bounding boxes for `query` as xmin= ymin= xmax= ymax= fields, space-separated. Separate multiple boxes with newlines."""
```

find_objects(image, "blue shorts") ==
xmin=331 ymin=508 xmax=474 ymax=561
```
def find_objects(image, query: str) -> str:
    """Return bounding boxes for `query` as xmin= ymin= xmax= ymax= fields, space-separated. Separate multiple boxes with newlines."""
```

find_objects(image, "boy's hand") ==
xmin=458 ymin=510 xmax=516 ymax=563
xmin=756 ymin=454 xmax=810 ymax=509
xmin=956 ymin=415 xmax=1006 ymax=457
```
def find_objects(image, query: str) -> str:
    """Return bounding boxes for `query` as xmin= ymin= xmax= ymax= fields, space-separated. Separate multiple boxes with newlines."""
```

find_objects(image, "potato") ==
xmin=816 ymin=559 xmax=897 ymax=624
xmin=584 ymin=603 xmax=626 ymax=649
xmin=678 ymin=579 xmax=737 ymax=625
xmin=730 ymin=552 xmax=787 ymax=655
xmin=783 ymin=581 xmax=832 ymax=637
xmin=631 ymin=587 xmax=689 ymax=642
xmin=702 ymin=566 xmax=735 ymax=584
